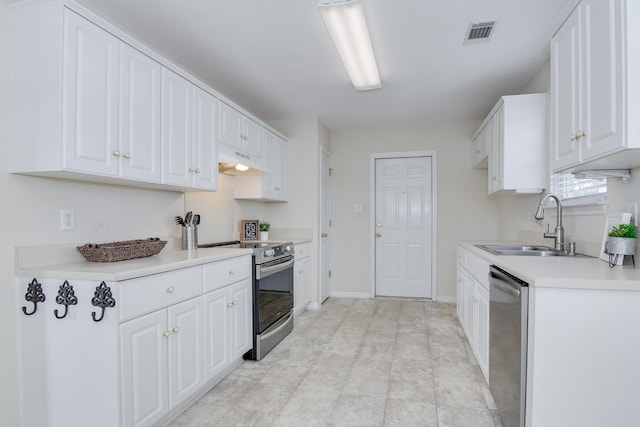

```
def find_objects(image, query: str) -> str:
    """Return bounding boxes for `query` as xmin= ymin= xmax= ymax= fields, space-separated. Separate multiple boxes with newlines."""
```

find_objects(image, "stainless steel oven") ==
xmin=250 ymin=251 xmax=294 ymax=360
xmin=198 ymin=240 xmax=294 ymax=361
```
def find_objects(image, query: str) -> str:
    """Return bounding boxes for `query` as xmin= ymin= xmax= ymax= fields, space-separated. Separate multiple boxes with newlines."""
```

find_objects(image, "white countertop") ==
xmin=14 ymin=245 xmax=253 ymax=282
xmin=460 ymin=241 xmax=640 ymax=292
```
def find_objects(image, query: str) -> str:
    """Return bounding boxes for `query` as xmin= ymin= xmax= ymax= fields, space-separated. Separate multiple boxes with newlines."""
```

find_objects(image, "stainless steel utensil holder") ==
xmin=182 ymin=226 xmax=198 ymax=250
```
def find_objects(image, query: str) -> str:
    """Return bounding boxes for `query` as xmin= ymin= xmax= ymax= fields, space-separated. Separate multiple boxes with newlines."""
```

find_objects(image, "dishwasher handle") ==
xmin=492 ymin=279 xmax=521 ymax=298
xmin=489 ymin=265 xmax=528 ymax=299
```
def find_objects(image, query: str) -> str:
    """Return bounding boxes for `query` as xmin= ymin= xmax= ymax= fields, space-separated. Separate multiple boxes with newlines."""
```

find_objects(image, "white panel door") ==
xmin=167 ymin=297 xmax=204 ymax=410
xmin=229 ymin=279 xmax=252 ymax=359
xmin=192 ymin=86 xmax=218 ymax=190
xmin=320 ymin=149 xmax=332 ymax=303
xmin=120 ymin=44 xmax=161 ymax=182
xmin=581 ymin=0 xmax=624 ymax=161
xmin=161 ymin=68 xmax=192 ymax=186
xmin=63 ymin=9 xmax=120 ymax=175
xmin=375 ymin=157 xmax=433 ymax=298
xmin=551 ymin=8 xmax=581 ymax=170
xmin=120 ymin=310 xmax=168 ymax=427
xmin=203 ymin=288 xmax=230 ymax=382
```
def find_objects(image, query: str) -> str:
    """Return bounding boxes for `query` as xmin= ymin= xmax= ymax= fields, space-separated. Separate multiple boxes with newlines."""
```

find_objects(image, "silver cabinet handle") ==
xmin=112 ymin=150 xmax=120 ymax=157
xmin=123 ymin=153 xmax=130 ymax=159
xmin=166 ymin=287 xmax=175 ymax=294
xmin=162 ymin=331 xmax=170 ymax=337
xmin=171 ymin=327 xmax=179 ymax=334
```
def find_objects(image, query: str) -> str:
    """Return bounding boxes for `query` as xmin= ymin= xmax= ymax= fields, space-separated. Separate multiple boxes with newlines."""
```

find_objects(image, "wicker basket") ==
xmin=77 ymin=238 xmax=167 ymax=262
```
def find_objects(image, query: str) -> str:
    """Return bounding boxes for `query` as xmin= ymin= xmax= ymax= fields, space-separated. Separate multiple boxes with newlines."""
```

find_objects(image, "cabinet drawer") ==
xmin=294 ymin=242 xmax=311 ymax=260
xmin=467 ymin=252 xmax=489 ymax=290
xmin=203 ymin=255 xmax=252 ymax=292
xmin=119 ymin=266 xmax=202 ymax=321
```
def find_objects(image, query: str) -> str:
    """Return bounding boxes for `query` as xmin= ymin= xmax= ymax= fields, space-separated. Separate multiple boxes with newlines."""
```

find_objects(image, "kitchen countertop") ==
xmin=460 ymin=241 xmax=640 ymax=292
xmin=14 ymin=245 xmax=253 ymax=282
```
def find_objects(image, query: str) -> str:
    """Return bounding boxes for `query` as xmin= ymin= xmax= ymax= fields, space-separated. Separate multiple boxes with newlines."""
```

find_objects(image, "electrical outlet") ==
xmin=61 ymin=209 xmax=75 ymax=231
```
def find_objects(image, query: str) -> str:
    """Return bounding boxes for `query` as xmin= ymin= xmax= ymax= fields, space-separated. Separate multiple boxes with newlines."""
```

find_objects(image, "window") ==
xmin=550 ymin=172 xmax=607 ymax=207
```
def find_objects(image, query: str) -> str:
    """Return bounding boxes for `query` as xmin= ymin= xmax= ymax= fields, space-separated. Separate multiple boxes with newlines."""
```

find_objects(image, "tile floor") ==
xmin=169 ymin=298 xmax=500 ymax=427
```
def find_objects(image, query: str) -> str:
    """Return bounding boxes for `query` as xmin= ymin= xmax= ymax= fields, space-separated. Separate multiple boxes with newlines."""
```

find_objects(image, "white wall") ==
xmin=328 ymin=122 xmax=499 ymax=300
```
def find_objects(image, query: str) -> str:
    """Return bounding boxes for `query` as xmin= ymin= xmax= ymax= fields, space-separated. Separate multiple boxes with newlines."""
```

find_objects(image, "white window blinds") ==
xmin=551 ymin=173 xmax=607 ymax=205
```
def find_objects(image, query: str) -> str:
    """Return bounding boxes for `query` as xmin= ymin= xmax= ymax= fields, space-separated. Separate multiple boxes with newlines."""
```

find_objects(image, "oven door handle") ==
xmin=260 ymin=310 xmax=293 ymax=340
xmin=257 ymin=258 xmax=294 ymax=280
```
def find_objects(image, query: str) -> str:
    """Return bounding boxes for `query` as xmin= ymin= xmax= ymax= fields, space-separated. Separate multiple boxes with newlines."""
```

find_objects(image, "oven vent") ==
xmin=464 ymin=21 xmax=497 ymax=44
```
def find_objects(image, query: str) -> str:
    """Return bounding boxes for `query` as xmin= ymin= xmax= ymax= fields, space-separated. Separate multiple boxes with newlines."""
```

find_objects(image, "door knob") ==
xmin=376 ymin=233 xmax=382 ymax=238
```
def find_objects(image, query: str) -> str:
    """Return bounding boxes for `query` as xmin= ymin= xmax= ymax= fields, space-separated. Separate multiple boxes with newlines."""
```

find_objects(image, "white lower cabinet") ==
xmin=121 ymin=297 xmax=204 ymax=427
xmin=456 ymin=246 xmax=490 ymax=381
xmin=16 ymin=254 xmax=252 ymax=427
xmin=204 ymin=279 xmax=252 ymax=382
xmin=294 ymin=242 xmax=312 ymax=316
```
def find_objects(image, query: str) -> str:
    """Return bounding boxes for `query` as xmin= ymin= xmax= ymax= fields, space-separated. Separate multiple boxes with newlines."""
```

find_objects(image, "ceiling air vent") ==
xmin=464 ymin=21 xmax=497 ymax=44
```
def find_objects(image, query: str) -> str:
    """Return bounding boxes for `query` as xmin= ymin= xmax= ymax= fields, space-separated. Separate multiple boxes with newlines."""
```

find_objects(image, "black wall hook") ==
xmin=54 ymin=280 xmax=78 ymax=319
xmin=22 ymin=278 xmax=45 ymax=316
xmin=91 ymin=281 xmax=115 ymax=322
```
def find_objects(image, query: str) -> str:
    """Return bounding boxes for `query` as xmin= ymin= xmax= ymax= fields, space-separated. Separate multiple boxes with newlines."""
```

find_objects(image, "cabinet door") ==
xmin=261 ymin=131 xmax=278 ymax=199
xmin=580 ymin=0 xmax=624 ymax=161
xmin=456 ymin=265 xmax=464 ymax=323
xmin=462 ymin=271 xmax=476 ymax=344
xmin=229 ymin=279 xmax=253 ymax=359
xmin=218 ymin=102 xmax=243 ymax=148
xmin=192 ymin=87 xmax=218 ymax=191
xmin=121 ymin=310 xmax=168 ymax=427
xmin=274 ymin=137 xmax=288 ymax=200
xmin=550 ymin=7 xmax=582 ymax=171
xmin=243 ymin=117 xmax=263 ymax=159
xmin=167 ymin=298 xmax=204 ymax=409
xmin=203 ymin=288 xmax=230 ymax=382
xmin=161 ymin=68 xmax=193 ymax=187
xmin=476 ymin=284 xmax=490 ymax=381
xmin=294 ymin=257 xmax=310 ymax=313
xmin=63 ymin=9 xmax=120 ymax=176
xmin=488 ymin=108 xmax=504 ymax=194
xmin=120 ymin=44 xmax=161 ymax=182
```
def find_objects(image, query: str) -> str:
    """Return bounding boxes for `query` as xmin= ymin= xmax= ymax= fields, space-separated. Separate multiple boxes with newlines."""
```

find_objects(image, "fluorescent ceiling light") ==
xmin=318 ymin=0 xmax=381 ymax=90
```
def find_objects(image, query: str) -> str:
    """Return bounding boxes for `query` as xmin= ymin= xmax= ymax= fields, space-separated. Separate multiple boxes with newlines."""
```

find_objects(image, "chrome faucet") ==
xmin=534 ymin=193 xmax=565 ymax=251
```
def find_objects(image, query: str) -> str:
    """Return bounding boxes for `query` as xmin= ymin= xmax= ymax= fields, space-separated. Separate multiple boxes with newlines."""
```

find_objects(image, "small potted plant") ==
xmin=259 ymin=221 xmax=270 ymax=241
xmin=606 ymin=223 xmax=637 ymax=267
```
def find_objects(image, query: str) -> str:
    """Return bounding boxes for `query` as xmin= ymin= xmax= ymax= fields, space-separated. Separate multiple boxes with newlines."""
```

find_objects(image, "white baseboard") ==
xmin=305 ymin=302 xmax=320 ymax=311
xmin=330 ymin=291 xmax=371 ymax=299
xmin=436 ymin=296 xmax=456 ymax=304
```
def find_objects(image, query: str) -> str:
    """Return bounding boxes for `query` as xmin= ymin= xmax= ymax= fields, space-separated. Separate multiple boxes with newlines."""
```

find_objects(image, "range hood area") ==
xmin=218 ymin=152 xmax=267 ymax=176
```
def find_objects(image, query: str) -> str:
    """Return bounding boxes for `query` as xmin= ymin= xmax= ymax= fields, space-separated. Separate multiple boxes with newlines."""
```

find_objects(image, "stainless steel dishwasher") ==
xmin=489 ymin=265 xmax=529 ymax=427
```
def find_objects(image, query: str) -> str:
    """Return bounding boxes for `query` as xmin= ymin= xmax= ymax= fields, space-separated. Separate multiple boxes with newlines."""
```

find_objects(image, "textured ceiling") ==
xmin=73 ymin=0 xmax=575 ymax=130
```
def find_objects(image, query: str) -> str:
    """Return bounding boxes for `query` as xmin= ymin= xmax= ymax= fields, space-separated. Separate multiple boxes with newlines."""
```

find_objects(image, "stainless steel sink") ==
xmin=475 ymin=244 xmax=587 ymax=257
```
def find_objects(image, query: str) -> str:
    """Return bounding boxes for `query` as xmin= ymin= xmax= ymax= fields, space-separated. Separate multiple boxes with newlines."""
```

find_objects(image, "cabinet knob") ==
xmin=162 ymin=331 xmax=170 ymax=337
xmin=229 ymin=269 xmax=235 ymax=275
xmin=166 ymin=287 xmax=175 ymax=294
xmin=232 ymin=300 xmax=237 ymax=306
xmin=112 ymin=150 xmax=121 ymax=157
xmin=321 ymin=233 xmax=328 ymax=238
xmin=376 ymin=233 xmax=382 ymax=238
xmin=226 ymin=302 xmax=233 ymax=308
xmin=171 ymin=327 xmax=179 ymax=334
xmin=195 ymin=168 xmax=200 ymax=173
xmin=123 ymin=152 xmax=131 ymax=159
xmin=188 ymin=167 xmax=195 ymax=172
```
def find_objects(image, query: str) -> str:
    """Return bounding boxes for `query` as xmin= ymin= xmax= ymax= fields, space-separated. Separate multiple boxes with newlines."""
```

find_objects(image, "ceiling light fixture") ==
xmin=317 ymin=0 xmax=381 ymax=90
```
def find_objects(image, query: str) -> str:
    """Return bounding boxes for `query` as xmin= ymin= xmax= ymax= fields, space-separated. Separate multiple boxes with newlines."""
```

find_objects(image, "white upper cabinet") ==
xmin=120 ymin=44 xmax=162 ymax=182
xmin=63 ymin=9 xmax=121 ymax=177
xmin=160 ymin=69 xmax=218 ymax=191
xmin=10 ymin=0 xmax=283 ymax=192
xmin=551 ymin=0 xmax=640 ymax=172
xmin=232 ymin=130 xmax=288 ymax=202
xmin=473 ymin=94 xmax=547 ymax=194
xmin=218 ymin=101 xmax=263 ymax=169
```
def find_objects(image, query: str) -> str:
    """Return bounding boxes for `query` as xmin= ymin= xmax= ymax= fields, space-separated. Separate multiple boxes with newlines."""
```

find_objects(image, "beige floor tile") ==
xmin=383 ymin=398 xmax=439 ymax=427
xmin=170 ymin=298 xmax=499 ymax=427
